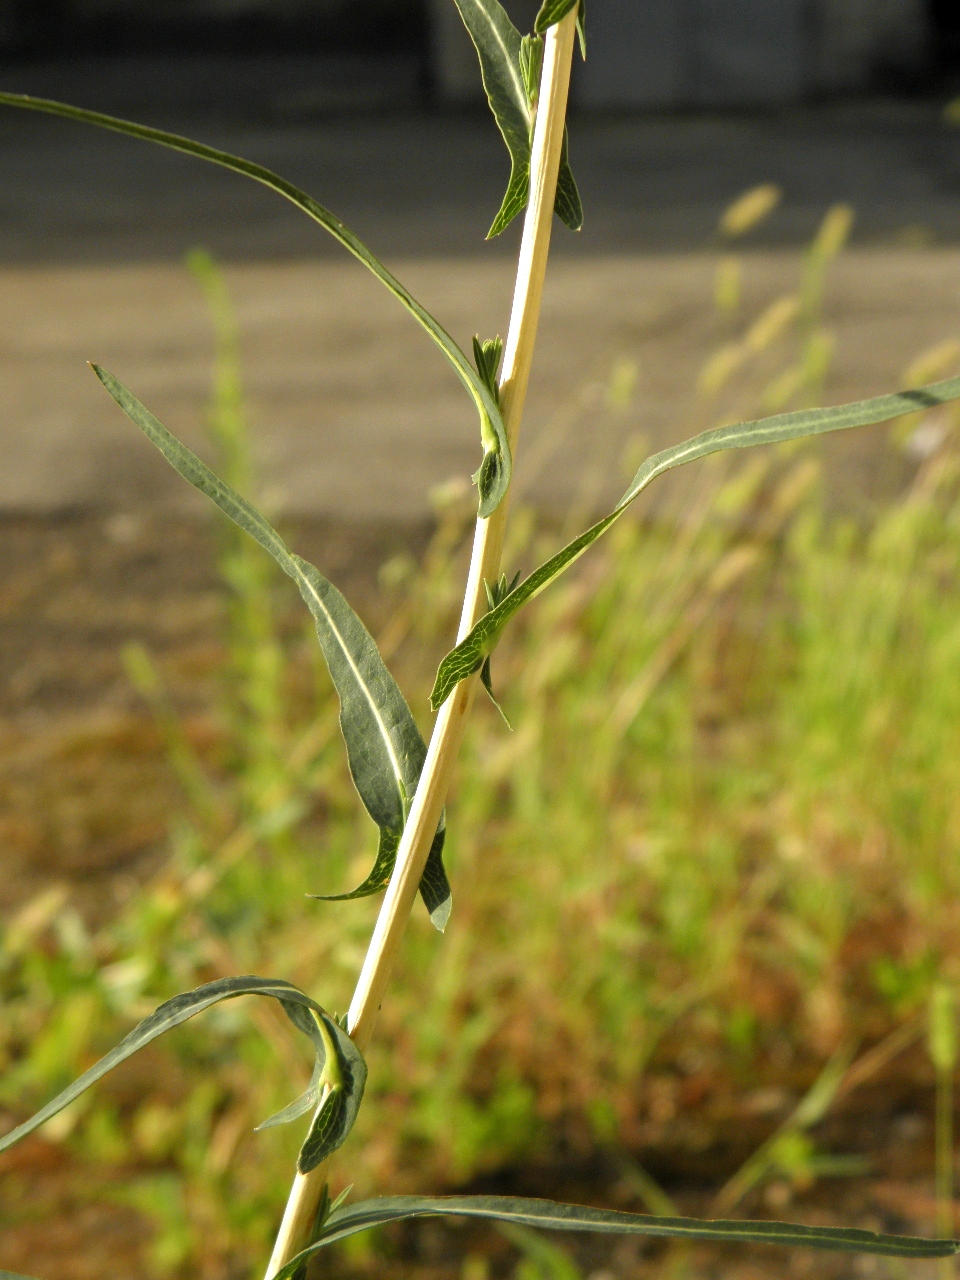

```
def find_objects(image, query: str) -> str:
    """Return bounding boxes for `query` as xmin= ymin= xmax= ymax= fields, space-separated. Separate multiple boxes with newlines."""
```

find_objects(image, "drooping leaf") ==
xmin=93 ymin=366 xmax=451 ymax=929
xmin=431 ymin=374 xmax=960 ymax=709
xmin=553 ymin=128 xmax=583 ymax=231
xmin=534 ymin=0 xmax=587 ymax=58
xmin=449 ymin=0 xmax=582 ymax=237
xmin=0 ymin=977 xmax=366 ymax=1176
xmin=274 ymin=1194 xmax=958 ymax=1279
xmin=0 ymin=91 xmax=509 ymax=517
xmin=275 ymin=1001 xmax=367 ymax=1172
xmin=310 ymin=822 xmax=450 ymax=932
xmin=292 ymin=1010 xmax=364 ymax=1173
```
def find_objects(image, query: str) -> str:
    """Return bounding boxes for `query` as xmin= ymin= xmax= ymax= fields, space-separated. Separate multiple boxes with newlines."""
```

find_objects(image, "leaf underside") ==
xmin=450 ymin=0 xmax=582 ymax=237
xmin=93 ymin=366 xmax=451 ymax=930
xmin=0 ymin=977 xmax=366 ymax=1176
xmin=430 ymin=374 xmax=960 ymax=709
xmin=0 ymin=90 xmax=510 ymax=517
xmin=274 ymin=1194 xmax=958 ymax=1279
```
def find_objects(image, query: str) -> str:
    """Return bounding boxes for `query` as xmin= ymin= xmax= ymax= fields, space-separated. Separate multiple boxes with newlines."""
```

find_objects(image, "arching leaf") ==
xmin=274 ymin=1194 xmax=958 ymax=1279
xmin=0 ymin=976 xmax=366 ymax=1176
xmin=93 ymin=366 xmax=451 ymax=929
xmin=0 ymin=91 xmax=509 ymax=516
xmin=431 ymin=374 xmax=960 ymax=709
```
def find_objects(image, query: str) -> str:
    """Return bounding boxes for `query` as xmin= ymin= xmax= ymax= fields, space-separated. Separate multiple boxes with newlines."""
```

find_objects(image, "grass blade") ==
xmin=0 ymin=977 xmax=366 ymax=1167
xmin=93 ymin=366 xmax=451 ymax=928
xmin=274 ymin=1194 xmax=958 ymax=1278
xmin=451 ymin=0 xmax=582 ymax=236
xmin=0 ymin=90 xmax=509 ymax=516
xmin=431 ymin=374 xmax=960 ymax=708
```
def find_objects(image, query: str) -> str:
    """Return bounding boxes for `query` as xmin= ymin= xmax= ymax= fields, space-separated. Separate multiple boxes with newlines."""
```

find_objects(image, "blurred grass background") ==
xmin=4 ymin=196 xmax=960 ymax=1279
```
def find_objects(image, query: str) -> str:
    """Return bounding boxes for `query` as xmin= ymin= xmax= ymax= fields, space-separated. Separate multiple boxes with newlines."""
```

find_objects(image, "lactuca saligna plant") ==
xmin=3 ymin=4 xmax=960 ymax=1278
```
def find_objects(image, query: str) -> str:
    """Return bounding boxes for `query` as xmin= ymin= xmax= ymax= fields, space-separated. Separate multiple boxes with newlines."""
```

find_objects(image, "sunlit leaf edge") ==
xmin=0 ymin=90 xmax=510 ymax=515
xmin=274 ymin=1194 xmax=958 ymax=1279
xmin=0 ymin=976 xmax=365 ymax=1165
xmin=430 ymin=373 xmax=960 ymax=708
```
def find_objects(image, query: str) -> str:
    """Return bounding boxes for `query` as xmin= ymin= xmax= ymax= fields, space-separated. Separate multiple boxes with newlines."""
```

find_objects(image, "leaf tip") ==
xmin=429 ymin=679 xmax=448 ymax=713
xmin=429 ymin=894 xmax=452 ymax=933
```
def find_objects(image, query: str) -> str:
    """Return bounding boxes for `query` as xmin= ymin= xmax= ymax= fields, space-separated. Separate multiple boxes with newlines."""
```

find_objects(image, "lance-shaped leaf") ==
xmin=450 ymin=0 xmax=582 ymax=237
xmin=0 ymin=91 xmax=509 ymax=517
xmin=431 ymin=374 xmax=960 ymax=709
xmin=274 ymin=1194 xmax=958 ymax=1279
xmin=93 ymin=367 xmax=451 ymax=930
xmin=0 ymin=976 xmax=366 ymax=1175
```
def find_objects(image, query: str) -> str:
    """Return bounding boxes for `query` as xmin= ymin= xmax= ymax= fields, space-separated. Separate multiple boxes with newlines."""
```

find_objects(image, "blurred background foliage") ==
xmin=4 ymin=199 xmax=960 ymax=1277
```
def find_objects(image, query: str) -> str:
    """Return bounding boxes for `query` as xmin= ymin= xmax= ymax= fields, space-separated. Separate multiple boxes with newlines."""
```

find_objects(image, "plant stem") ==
xmin=262 ymin=11 xmax=579 ymax=1277
xmin=937 ymin=1059 xmax=954 ymax=1280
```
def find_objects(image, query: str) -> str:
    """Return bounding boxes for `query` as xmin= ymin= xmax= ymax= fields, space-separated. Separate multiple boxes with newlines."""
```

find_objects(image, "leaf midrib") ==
xmin=473 ymin=0 xmax=530 ymax=125
xmin=294 ymin=566 xmax=408 ymax=810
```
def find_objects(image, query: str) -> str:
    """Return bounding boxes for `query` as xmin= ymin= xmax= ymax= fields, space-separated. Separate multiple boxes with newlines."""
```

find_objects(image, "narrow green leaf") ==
xmin=534 ymin=0 xmax=586 ymax=57
xmin=0 ymin=977 xmax=365 ymax=1166
xmin=311 ymin=828 xmax=401 ymax=903
xmin=282 ymin=1004 xmax=366 ymax=1173
xmin=431 ymin=374 xmax=960 ymax=709
xmin=554 ymin=128 xmax=583 ymax=231
xmin=476 ymin=570 xmax=518 ymax=726
xmin=480 ymin=657 xmax=513 ymax=728
xmin=274 ymin=1194 xmax=958 ymax=1278
xmin=0 ymin=1271 xmax=42 ymax=1279
xmin=417 ymin=825 xmax=454 ymax=930
xmin=93 ymin=366 xmax=451 ymax=929
xmin=0 ymin=91 xmax=509 ymax=516
xmin=255 ymin=1060 xmax=323 ymax=1131
xmin=450 ymin=0 xmax=582 ymax=236
xmin=534 ymin=0 xmax=576 ymax=31
xmin=310 ymin=823 xmax=451 ymax=931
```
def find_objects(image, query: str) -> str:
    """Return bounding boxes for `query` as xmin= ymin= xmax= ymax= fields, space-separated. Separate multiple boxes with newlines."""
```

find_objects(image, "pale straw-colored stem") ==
xmin=263 ymin=11 xmax=578 ymax=1276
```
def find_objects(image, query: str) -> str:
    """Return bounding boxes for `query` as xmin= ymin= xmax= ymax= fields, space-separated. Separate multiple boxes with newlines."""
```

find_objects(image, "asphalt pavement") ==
xmin=3 ymin=55 xmax=960 ymax=520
